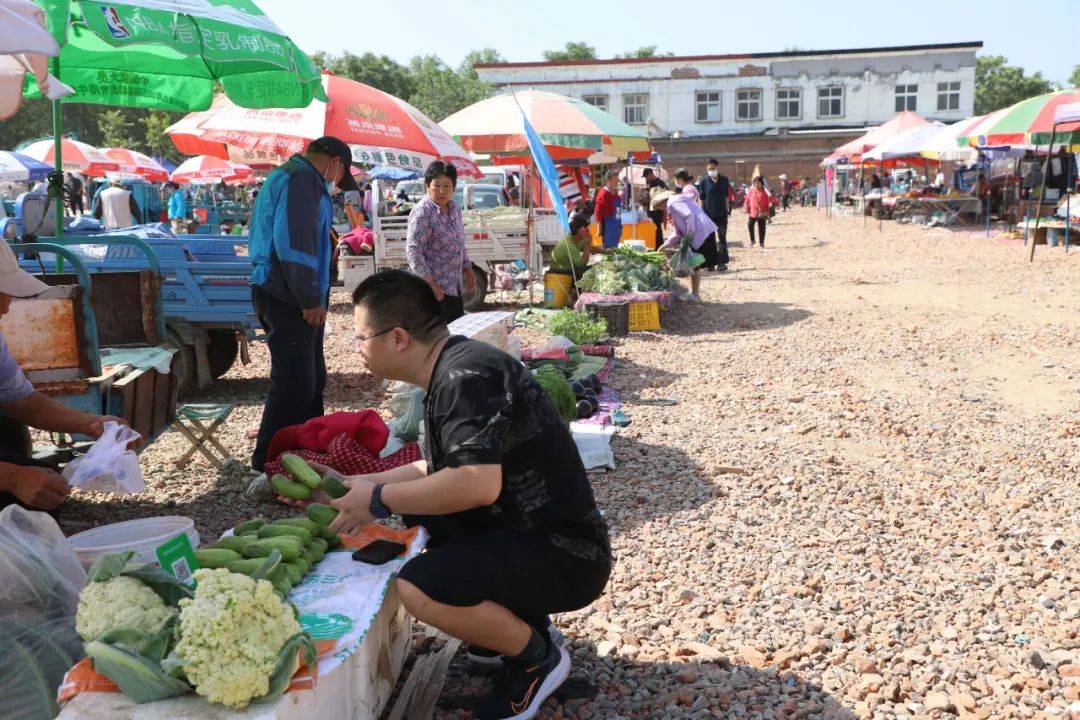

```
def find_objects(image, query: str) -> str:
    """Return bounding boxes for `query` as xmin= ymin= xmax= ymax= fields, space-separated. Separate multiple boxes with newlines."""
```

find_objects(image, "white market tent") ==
xmin=920 ymin=119 xmax=980 ymax=163
xmin=862 ymin=122 xmax=946 ymax=164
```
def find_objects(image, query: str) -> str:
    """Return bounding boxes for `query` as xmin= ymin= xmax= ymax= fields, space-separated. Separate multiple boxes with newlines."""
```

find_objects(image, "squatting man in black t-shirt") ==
xmin=320 ymin=269 xmax=611 ymax=720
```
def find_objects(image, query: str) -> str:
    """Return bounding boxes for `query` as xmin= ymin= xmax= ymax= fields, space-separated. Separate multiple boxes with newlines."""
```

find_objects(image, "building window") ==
xmin=937 ymin=82 xmax=960 ymax=111
xmin=623 ymin=93 xmax=648 ymax=125
xmin=818 ymin=86 xmax=844 ymax=118
xmin=895 ymin=84 xmax=917 ymax=112
xmin=736 ymin=89 xmax=762 ymax=121
xmin=695 ymin=91 xmax=721 ymax=122
xmin=776 ymin=88 xmax=801 ymax=120
xmin=582 ymin=94 xmax=608 ymax=113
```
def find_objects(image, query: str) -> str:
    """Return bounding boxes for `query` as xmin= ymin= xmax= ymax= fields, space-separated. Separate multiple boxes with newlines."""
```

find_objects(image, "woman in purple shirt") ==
xmin=406 ymin=161 xmax=477 ymax=324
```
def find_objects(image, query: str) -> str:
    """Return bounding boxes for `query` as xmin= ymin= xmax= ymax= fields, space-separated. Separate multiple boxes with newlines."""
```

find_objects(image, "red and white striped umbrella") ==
xmin=167 ymin=73 xmax=479 ymax=176
xmin=21 ymin=138 xmax=117 ymax=176
xmin=171 ymin=155 xmax=252 ymax=185
xmin=103 ymin=148 xmax=169 ymax=182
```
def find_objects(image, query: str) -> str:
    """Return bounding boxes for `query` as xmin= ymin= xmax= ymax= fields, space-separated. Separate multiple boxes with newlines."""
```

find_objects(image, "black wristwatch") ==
xmin=369 ymin=483 xmax=391 ymax=519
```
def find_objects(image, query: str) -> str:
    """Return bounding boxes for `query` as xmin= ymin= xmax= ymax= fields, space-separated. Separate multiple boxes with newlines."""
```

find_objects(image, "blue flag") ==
xmin=522 ymin=113 xmax=570 ymax=233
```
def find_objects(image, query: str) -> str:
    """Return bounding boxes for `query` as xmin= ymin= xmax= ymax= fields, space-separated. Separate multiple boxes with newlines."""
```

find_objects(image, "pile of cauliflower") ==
xmin=75 ymin=575 xmax=177 ymax=642
xmin=171 ymin=568 xmax=301 ymax=708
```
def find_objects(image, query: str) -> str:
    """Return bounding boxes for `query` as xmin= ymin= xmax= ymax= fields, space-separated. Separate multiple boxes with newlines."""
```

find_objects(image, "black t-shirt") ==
xmin=409 ymin=336 xmax=610 ymax=563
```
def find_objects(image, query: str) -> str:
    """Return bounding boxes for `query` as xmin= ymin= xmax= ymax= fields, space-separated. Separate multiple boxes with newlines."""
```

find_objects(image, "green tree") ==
xmin=1069 ymin=64 xmax=1080 ymax=88
xmin=141 ymin=110 xmax=183 ymax=163
xmin=617 ymin=45 xmax=673 ymax=59
xmin=542 ymin=42 xmax=597 ymax=62
xmin=311 ymin=51 xmax=415 ymax=99
xmin=461 ymin=48 xmax=504 ymax=76
xmin=975 ymin=55 xmax=1055 ymax=115
xmin=407 ymin=55 xmax=492 ymax=121
xmin=97 ymin=108 xmax=139 ymax=149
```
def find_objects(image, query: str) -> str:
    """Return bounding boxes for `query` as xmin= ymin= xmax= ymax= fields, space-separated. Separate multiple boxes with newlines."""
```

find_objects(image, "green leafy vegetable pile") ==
xmin=578 ymin=251 xmax=674 ymax=295
xmin=546 ymin=309 xmax=608 ymax=345
xmin=533 ymin=365 xmax=579 ymax=422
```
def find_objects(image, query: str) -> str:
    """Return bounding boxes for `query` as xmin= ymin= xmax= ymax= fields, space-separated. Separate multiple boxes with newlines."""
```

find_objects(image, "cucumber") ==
xmin=241 ymin=537 xmax=303 ymax=561
xmin=322 ymin=475 xmax=348 ymax=499
xmin=323 ymin=531 xmax=342 ymax=549
xmin=281 ymin=562 xmax=302 ymax=585
xmin=302 ymin=549 xmax=318 ymax=566
xmin=307 ymin=503 xmax=338 ymax=528
xmin=194 ymin=548 xmax=241 ymax=569
xmin=269 ymin=568 xmax=292 ymax=597
xmin=258 ymin=524 xmax=312 ymax=544
xmin=317 ymin=524 xmax=338 ymax=541
xmin=274 ymin=517 xmax=319 ymax=535
xmin=233 ymin=517 xmax=266 ymax=535
xmin=308 ymin=538 xmax=328 ymax=560
xmin=288 ymin=557 xmax=310 ymax=575
xmin=226 ymin=558 xmax=271 ymax=575
xmin=213 ymin=534 xmax=255 ymax=553
xmin=270 ymin=474 xmax=311 ymax=500
xmin=281 ymin=454 xmax=322 ymax=489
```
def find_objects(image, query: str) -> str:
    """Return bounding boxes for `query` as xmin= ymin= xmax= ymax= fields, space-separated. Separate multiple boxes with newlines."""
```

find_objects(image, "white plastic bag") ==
xmin=0 ymin=506 xmax=87 ymax=720
xmin=62 ymin=421 xmax=144 ymax=494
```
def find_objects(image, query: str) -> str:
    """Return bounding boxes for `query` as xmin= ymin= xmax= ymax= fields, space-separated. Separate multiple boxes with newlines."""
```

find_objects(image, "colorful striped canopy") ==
xmin=958 ymin=90 xmax=1080 ymax=148
xmin=439 ymin=90 xmax=652 ymax=164
xmin=171 ymin=155 xmax=251 ymax=185
xmin=0 ymin=150 xmax=53 ymax=181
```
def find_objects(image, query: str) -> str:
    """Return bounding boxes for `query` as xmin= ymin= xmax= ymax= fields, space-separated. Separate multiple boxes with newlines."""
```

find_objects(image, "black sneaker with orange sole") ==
xmin=473 ymin=641 xmax=570 ymax=720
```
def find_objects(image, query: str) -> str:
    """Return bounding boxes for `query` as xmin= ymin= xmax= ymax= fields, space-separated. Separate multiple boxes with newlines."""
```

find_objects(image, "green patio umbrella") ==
xmin=23 ymin=0 xmax=325 ymax=233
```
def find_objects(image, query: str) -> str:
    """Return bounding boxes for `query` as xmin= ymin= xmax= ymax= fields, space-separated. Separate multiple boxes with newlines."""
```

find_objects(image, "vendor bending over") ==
xmin=0 ymin=242 xmax=135 ymax=511
xmin=325 ymin=270 xmax=611 ymax=720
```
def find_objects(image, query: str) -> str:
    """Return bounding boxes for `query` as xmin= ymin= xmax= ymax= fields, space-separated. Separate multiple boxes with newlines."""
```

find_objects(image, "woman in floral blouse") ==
xmin=406 ymin=161 xmax=477 ymax=323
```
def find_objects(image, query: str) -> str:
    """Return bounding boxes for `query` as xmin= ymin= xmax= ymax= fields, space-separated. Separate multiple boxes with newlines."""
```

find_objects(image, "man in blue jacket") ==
xmin=249 ymin=136 xmax=359 ymax=471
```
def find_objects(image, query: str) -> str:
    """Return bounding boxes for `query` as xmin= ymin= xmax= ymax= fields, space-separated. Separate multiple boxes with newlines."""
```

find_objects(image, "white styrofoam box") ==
xmin=341 ymin=255 xmax=376 ymax=292
xmin=448 ymin=311 xmax=515 ymax=352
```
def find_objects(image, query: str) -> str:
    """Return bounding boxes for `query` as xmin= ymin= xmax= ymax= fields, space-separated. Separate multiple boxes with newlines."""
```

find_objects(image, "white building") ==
xmin=475 ymin=42 xmax=981 ymax=181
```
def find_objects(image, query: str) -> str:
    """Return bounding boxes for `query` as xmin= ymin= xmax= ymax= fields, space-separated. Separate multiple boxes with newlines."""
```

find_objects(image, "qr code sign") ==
xmin=172 ymin=558 xmax=194 ymax=585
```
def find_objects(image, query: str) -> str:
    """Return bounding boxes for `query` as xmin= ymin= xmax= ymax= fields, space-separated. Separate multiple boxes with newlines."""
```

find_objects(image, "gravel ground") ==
xmin=58 ymin=207 xmax=1079 ymax=719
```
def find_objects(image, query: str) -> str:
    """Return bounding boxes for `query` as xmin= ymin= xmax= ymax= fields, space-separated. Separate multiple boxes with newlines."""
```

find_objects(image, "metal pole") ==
xmin=50 ymin=56 xmax=64 ymax=238
xmin=1065 ymin=140 xmax=1072 ymax=252
xmin=1030 ymin=127 xmax=1057 ymax=262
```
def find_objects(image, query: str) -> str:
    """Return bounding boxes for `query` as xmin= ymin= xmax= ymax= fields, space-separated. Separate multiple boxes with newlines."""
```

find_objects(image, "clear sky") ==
xmin=259 ymin=0 xmax=1079 ymax=85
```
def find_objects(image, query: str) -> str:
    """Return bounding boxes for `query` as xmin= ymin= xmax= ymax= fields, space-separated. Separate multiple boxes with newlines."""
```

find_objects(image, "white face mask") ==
xmin=708 ymin=170 xmax=718 ymax=179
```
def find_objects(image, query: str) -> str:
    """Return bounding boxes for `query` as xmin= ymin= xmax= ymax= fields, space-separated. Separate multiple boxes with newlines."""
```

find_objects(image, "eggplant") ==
xmin=570 ymin=381 xmax=587 ymax=398
xmin=577 ymin=399 xmax=593 ymax=418
xmin=586 ymin=374 xmax=602 ymax=392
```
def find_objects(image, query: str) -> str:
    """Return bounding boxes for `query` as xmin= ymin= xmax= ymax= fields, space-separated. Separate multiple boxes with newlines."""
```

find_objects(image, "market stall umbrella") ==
xmin=22 ymin=0 xmax=324 ymax=234
xmin=0 ymin=0 xmax=72 ymax=119
xmin=174 ymin=73 xmax=479 ymax=177
xmin=958 ymin=90 xmax=1080 ymax=148
xmin=103 ymin=147 xmax=168 ymax=182
xmin=21 ymin=137 xmax=116 ymax=175
xmin=823 ymin=111 xmax=931 ymax=165
xmin=620 ymin=165 xmax=668 ymax=187
xmin=171 ymin=155 xmax=252 ymax=184
xmin=0 ymin=150 xmax=53 ymax=181
xmin=439 ymin=90 xmax=652 ymax=164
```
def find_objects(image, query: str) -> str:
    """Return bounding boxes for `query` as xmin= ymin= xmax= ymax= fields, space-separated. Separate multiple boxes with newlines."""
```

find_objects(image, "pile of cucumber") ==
xmin=194 ymin=502 xmax=342 ymax=598
xmin=269 ymin=453 xmax=348 ymax=501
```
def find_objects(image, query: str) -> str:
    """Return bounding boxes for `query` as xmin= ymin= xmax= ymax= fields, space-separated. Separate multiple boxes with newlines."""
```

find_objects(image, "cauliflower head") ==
xmin=172 ymin=568 xmax=301 ymax=708
xmin=76 ymin=575 xmax=177 ymax=642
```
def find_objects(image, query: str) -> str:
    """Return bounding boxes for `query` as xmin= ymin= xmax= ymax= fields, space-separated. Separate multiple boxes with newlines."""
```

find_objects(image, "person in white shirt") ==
xmin=93 ymin=179 xmax=141 ymax=229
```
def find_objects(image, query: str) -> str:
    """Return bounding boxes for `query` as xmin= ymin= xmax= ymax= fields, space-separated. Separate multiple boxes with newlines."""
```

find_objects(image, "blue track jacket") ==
xmin=249 ymin=154 xmax=332 ymax=309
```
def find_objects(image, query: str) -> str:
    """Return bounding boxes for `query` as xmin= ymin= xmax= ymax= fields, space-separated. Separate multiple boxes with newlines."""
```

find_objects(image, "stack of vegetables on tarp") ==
xmin=525 ymin=338 xmax=606 ymax=421
xmin=578 ymin=246 xmax=674 ymax=295
xmin=56 ymin=455 xmax=365 ymax=710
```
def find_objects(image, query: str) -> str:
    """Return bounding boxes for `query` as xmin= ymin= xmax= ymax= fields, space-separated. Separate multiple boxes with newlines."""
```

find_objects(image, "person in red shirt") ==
xmin=743 ymin=176 xmax=771 ymax=247
xmin=593 ymin=170 xmax=622 ymax=251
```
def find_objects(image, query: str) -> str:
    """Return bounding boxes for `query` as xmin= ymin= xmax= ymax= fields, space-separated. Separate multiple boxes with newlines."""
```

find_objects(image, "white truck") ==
xmin=341 ymin=179 xmax=563 ymax=309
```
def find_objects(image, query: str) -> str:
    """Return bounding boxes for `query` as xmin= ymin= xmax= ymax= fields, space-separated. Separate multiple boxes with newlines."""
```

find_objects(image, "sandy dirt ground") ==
xmin=58 ymin=207 xmax=1079 ymax=719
